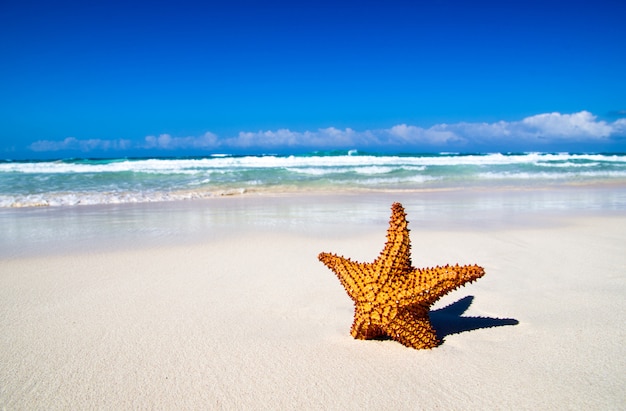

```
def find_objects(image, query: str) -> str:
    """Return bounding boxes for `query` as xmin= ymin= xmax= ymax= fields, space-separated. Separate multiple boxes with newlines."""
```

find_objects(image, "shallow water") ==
xmin=2 ymin=185 xmax=625 ymax=259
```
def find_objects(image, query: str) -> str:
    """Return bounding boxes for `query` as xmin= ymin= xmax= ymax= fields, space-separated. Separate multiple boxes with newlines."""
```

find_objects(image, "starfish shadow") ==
xmin=430 ymin=295 xmax=519 ymax=343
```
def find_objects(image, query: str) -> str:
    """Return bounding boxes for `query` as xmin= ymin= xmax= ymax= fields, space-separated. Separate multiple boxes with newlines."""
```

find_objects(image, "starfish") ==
xmin=318 ymin=202 xmax=485 ymax=349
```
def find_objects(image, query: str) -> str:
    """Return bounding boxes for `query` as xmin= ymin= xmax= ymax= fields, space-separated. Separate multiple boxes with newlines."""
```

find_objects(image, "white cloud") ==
xmin=142 ymin=132 xmax=219 ymax=149
xmin=613 ymin=118 xmax=626 ymax=134
xmin=220 ymin=127 xmax=361 ymax=148
xmin=29 ymin=137 xmax=132 ymax=152
xmin=27 ymin=111 xmax=626 ymax=154
xmin=388 ymin=124 xmax=465 ymax=145
xmin=518 ymin=111 xmax=612 ymax=139
xmin=400 ymin=111 xmax=614 ymax=148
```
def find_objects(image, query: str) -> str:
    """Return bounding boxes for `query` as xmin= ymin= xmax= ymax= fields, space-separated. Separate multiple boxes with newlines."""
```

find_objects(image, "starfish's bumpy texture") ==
xmin=318 ymin=202 xmax=485 ymax=349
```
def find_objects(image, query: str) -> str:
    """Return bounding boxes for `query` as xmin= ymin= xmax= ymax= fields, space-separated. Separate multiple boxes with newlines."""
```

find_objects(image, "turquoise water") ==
xmin=1 ymin=151 xmax=626 ymax=207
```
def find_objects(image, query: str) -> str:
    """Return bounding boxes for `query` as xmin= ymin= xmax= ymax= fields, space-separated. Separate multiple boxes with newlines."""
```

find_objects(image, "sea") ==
xmin=1 ymin=151 xmax=626 ymax=208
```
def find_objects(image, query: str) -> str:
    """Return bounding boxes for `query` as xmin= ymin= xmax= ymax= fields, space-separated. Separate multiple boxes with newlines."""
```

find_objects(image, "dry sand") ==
xmin=1 ymin=192 xmax=625 ymax=409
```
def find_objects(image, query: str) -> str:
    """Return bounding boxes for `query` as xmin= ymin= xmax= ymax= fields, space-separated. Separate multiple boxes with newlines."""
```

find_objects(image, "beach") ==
xmin=1 ymin=188 xmax=625 ymax=409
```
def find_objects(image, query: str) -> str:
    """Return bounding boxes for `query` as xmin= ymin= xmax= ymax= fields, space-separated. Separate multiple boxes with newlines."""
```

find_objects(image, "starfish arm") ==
xmin=372 ymin=203 xmax=413 ymax=280
xmin=400 ymin=264 xmax=485 ymax=307
xmin=318 ymin=252 xmax=373 ymax=301
xmin=382 ymin=307 xmax=440 ymax=349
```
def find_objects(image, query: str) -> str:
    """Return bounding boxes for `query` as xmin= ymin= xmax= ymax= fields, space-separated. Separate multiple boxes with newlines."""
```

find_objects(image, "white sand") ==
xmin=1 ymin=192 xmax=625 ymax=409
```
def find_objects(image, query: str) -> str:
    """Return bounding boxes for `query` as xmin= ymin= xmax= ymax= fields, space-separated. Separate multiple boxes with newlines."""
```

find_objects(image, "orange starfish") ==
xmin=318 ymin=202 xmax=485 ymax=349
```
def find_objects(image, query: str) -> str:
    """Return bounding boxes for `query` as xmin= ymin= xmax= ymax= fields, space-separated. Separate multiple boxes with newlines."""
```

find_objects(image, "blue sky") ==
xmin=1 ymin=0 xmax=625 ymax=158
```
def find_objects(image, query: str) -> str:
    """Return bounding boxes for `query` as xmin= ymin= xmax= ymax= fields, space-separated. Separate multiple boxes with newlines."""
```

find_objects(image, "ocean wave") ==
xmin=478 ymin=170 xmax=626 ymax=180
xmin=533 ymin=161 xmax=602 ymax=168
xmin=2 ymin=152 xmax=625 ymax=175
xmin=351 ymin=175 xmax=440 ymax=186
xmin=0 ymin=189 xmax=246 ymax=208
xmin=285 ymin=165 xmax=424 ymax=176
xmin=2 ymin=152 xmax=626 ymax=207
